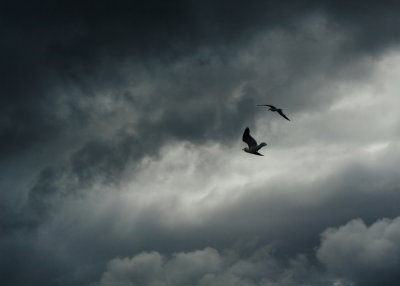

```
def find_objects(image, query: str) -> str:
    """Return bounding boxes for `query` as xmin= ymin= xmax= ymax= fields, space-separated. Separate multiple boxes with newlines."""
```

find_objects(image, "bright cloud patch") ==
xmin=93 ymin=247 xmax=324 ymax=286
xmin=317 ymin=217 xmax=400 ymax=283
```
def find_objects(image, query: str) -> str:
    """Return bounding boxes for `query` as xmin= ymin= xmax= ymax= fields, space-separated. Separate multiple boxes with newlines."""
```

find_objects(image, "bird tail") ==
xmin=257 ymin=142 xmax=267 ymax=151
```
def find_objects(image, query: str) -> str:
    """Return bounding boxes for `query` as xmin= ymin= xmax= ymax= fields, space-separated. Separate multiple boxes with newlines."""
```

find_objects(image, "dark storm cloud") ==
xmin=2 ymin=1 xmax=400 ymax=286
xmin=3 ymin=142 xmax=397 ymax=286
xmin=17 ymin=135 xmax=143 ymax=226
xmin=2 ymin=0 xmax=400 ymax=160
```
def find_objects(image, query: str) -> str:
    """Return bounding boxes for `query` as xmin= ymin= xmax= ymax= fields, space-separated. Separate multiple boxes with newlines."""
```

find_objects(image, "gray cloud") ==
xmin=94 ymin=216 xmax=400 ymax=286
xmin=2 ymin=1 xmax=400 ymax=161
xmin=2 ymin=137 xmax=397 ymax=285
xmin=93 ymin=247 xmax=326 ymax=286
xmin=2 ymin=2 xmax=400 ymax=286
xmin=317 ymin=217 xmax=400 ymax=285
xmin=93 ymin=218 xmax=399 ymax=286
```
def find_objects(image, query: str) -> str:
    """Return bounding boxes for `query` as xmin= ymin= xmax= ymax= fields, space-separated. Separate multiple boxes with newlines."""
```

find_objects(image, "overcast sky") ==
xmin=2 ymin=1 xmax=400 ymax=285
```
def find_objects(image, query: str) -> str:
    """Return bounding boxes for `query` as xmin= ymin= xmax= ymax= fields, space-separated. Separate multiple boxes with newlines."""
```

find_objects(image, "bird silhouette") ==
xmin=242 ymin=127 xmax=267 ymax=156
xmin=257 ymin=104 xmax=290 ymax=121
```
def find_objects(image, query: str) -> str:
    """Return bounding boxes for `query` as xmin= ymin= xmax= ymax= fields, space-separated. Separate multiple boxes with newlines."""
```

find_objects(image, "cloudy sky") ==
xmin=2 ymin=1 xmax=400 ymax=285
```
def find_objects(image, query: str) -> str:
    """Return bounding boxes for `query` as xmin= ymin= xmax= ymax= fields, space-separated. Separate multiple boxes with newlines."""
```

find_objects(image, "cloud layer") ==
xmin=93 ymin=216 xmax=400 ymax=286
xmin=2 ymin=2 xmax=400 ymax=286
xmin=94 ymin=247 xmax=323 ymax=286
xmin=318 ymin=217 xmax=400 ymax=285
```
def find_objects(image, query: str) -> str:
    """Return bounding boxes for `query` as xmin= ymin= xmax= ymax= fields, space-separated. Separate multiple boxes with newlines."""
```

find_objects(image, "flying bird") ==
xmin=242 ymin=127 xmax=267 ymax=156
xmin=257 ymin=104 xmax=290 ymax=121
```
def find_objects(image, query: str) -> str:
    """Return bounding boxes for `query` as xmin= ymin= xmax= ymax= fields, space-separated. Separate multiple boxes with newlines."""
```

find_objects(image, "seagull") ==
xmin=257 ymin=104 xmax=290 ymax=121
xmin=242 ymin=127 xmax=267 ymax=156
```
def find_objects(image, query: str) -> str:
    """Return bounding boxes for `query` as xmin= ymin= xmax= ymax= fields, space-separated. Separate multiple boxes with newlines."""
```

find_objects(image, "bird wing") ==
xmin=257 ymin=104 xmax=275 ymax=108
xmin=242 ymin=127 xmax=258 ymax=148
xmin=277 ymin=110 xmax=290 ymax=121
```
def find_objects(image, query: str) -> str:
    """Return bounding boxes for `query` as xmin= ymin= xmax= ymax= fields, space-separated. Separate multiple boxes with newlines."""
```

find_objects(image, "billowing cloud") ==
xmin=94 ymin=216 xmax=400 ymax=286
xmin=93 ymin=247 xmax=325 ymax=286
xmin=317 ymin=217 xmax=400 ymax=285
xmin=2 ymin=2 xmax=400 ymax=286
